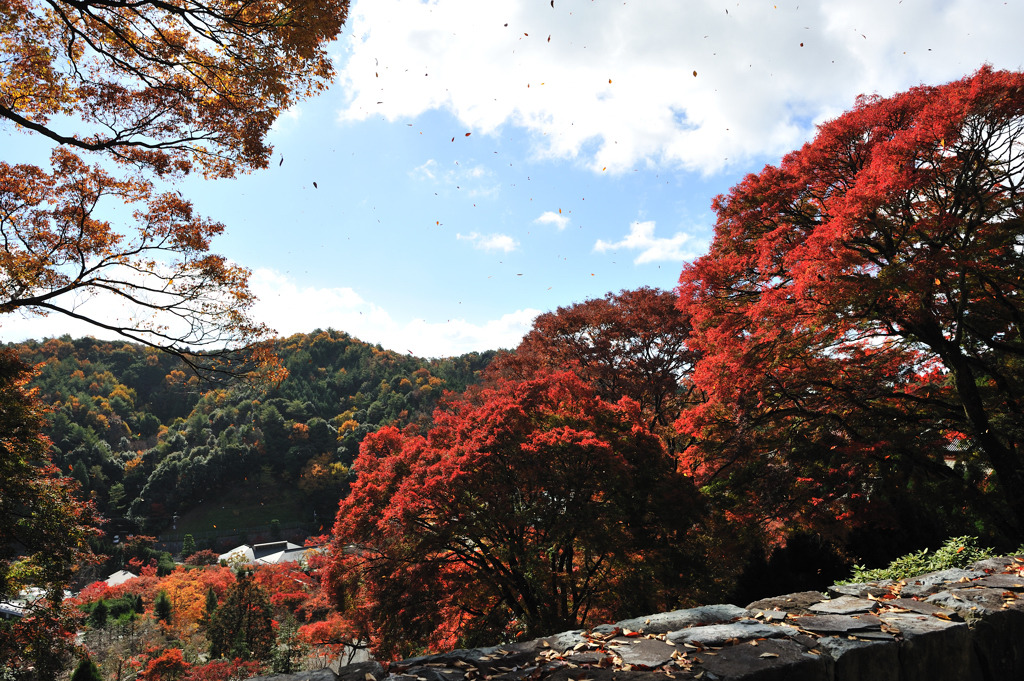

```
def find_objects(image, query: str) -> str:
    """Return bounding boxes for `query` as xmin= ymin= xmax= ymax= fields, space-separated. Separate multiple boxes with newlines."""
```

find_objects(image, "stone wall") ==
xmin=253 ymin=555 xmax=1024 ymax=681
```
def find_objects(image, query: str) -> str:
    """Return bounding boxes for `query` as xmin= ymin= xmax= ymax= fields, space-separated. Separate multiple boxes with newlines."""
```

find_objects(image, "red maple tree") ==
xmin=677 ymin=66 xmax=1024 ymax=540
xmin=489 ymin=287 xmax=698 ymax=452
xmin=324 ymin=371 xmax=704 ymax=658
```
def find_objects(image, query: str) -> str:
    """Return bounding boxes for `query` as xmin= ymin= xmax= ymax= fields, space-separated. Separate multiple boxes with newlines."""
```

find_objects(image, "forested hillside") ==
xmin=9 ymin=330 xmax=494 ymax=536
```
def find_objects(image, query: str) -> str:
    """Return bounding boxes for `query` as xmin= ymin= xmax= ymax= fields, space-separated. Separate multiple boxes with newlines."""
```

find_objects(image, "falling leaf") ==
xmin=608 ymin=78 xmax=612 ymax=83
xmin=278 ymin=157 xmax=283 ymax=166
xmin=548 ymin=35 xmax=551 ymax=42
xmin=800 ymin=42 xmax=804 ymax=47
xmin=313 ymin=181 xmax=318 ymax=188
xmin=465 ymin=132 xmax=471 ymax=137
xmin=551 ymin=0 xmax=554 ymax=6
xmin=602 ymin=167 xmax=606 ymax=171
xmin=451 ymin=137 xmax=455 ymax=142
xmin=693 ymin=70 xmax=697 ymax=77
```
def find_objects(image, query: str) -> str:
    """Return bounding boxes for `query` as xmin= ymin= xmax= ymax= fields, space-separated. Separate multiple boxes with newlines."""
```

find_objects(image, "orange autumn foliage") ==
xmin=0 ymin=0 xmax=351 ymax=376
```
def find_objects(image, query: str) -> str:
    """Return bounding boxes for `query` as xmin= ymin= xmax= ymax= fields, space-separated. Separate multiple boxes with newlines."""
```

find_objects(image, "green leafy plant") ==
xmin=844 ymin=536 xmax=994 ymax=583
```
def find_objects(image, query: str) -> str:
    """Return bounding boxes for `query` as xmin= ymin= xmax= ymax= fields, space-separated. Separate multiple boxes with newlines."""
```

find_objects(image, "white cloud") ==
xmin=0 ymin=269 xmax=538 ymax=358
xmin=335 ymin=0 xmax=1024 ymax=174
xmin=250 ymin=269 xmax=534 ymax=357
xmin=456 ymin=231 xmax=519 ymax=252
xmin=410 ymin=158 xmax=438 ymax=180
xmin=410 ymin=158 xmax=500 ymax=197
xmin=594 ymin=221 xmax=701 ymax=264
xmin=535 ymin=210 xmax=569 ymax=230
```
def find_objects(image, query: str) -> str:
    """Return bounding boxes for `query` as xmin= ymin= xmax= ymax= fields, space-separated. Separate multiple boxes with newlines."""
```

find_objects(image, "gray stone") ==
xmin=746 ymin=591 xmax=826 ymax=614
xmin=692 ymin=638 xmax=828 ymax=681
xmin=667 ymin=619 xmax=797 ymax=647
xmin=808 ymin=596 xmax=877 ymax=615
xmin=817 ymin=636 xmax=899 ymax=681
xmin=925 ymin=588 xmax=1008 ymax=618
xmin=790 ymin=613 xmax=882 ymax=634
xmin=898 ymin=568 xmax=985 ymax=597
xmin=754 ymin=609 xmax=788 ymax=622
xmin=612 ymin=603 xmax=748 ymax=634
xmin=884 ymin=598 xmax=958 ymax=618
xmin=827 ymin=582 xmax=893 ymax=599
xmin=969 ymin=607 xmax=1024 ymax=680
xmin=972 ymin=573 xmax=1024 ymax=589
xmin=336 ymin=662 xmax=386 ymax=681
xmin=607 ymin=638 xmax=679 ymax=668
xmin=401 ymin=668 xmax=463 ymax=681
xmin=968 ymin=556 xmax=1021 ymax=572
xmin=539 ymin=630 xmax=587 ymax=653
xmin=876 ymin=612 xmax=981 ymax=681
xmin=402 ymin=641 xmax=542 ymax=670
xmin=560 ymin=651 xmax=605 ymax=665
xmin=250 ymin=671 xmax=339 ymax=681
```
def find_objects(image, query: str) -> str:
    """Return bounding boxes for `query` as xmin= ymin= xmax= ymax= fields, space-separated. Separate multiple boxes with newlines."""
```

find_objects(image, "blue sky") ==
xmin=4 ymin=0 xmax=1024 ymax=357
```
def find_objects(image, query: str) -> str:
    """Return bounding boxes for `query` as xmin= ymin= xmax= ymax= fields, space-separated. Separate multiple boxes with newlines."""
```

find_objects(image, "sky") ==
xmin=3 ymin=0 xmax=1024 ymax=358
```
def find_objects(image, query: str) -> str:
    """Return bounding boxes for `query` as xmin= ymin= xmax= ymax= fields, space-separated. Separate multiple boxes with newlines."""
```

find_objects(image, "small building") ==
xmin=0 ymin=587 xmax=70 ymax=620
xmin=105 ymin=570 xmax=138 ymax=587
xmin=218 ymin=541 xmax=315 ymax=567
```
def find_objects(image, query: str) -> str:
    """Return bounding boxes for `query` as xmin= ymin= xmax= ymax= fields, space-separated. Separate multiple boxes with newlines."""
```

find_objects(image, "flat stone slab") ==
xmin=253 ymin=671 xmax=340 ymax=681
xmin=828 ymin=582 xmax=893 ymax=599
xmin=972 ymin=574 xmax=1024 ymax=589
xmin=540 ymin=630 xmax=587 ymax=653
xmin=607 ymin=638 xmax=680 ymax=668
xmin=791 ymin=613 xmax=882 ymax=634
xmin=926 ymin=588 xmax=1009 ymax=618
xmin=753 ymin=609 xmax=789 ymax=622
xmin=746 ymin=591 xmax=826 ymax=614
xmin=607 ymin=604 xmax=748 ymax=635
xmin=899 ymin=568 xmax=985 ymax=597
xmin=808 ymin=596 xmax=877 ymax=615
xmin=877 ymin=611 xmax=966 ymax=636
xmin=968 ymin=556 xmax=1022 ymax=573
xmin=883 ymin=598 xmax=958 ymax=618
xmin=692 ymin=638 xmax=827 ymax=681
xmin=667 ymin=619 xmax=797 ymax=647
xmin=561 ymin=651 xmax=605 ymax=665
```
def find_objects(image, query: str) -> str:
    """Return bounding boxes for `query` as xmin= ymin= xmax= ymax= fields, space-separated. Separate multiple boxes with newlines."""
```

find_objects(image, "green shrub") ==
xmin=843 ymin=535 xmax=994 ymax=583
xmin=70 ymin=657 xmax=102 ymax=681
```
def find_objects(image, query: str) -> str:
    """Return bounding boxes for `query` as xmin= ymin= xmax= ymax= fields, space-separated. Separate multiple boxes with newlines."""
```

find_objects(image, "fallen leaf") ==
xmin=759 ymin=653 xmax=778 ymax=659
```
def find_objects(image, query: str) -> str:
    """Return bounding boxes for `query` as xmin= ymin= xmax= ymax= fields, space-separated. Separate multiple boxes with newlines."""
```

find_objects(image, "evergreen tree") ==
xmin=88 ymin=599 xmax=108 ymax=629
xmin=200 ymin=586 xmax=218 ymax=628
xmin=181 ymin=533 xmax=196 ymax=559
xmin=70 ymin=657 xmax=103 ymax=681
xmin=154 ymin=589 xmax=172 ymax=624
xmin=207 ymin=572 xmax=274 ymax=661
